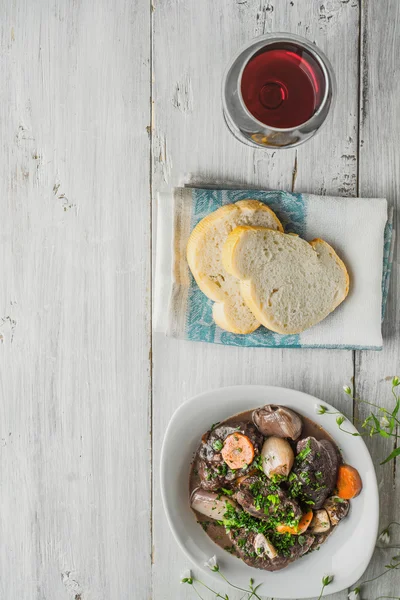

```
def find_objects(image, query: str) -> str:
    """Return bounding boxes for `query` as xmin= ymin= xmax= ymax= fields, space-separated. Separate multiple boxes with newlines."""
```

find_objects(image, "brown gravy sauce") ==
xmin=189 ymin=407 xmax=338 ymax=555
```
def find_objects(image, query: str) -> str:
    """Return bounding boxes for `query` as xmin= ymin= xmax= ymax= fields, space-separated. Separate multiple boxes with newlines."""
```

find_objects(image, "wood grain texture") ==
xmin=354 ymin=0 xmax=400 ymax=597
xmin=0 ymin=0 xmax=398 ymax=599
xmin=152 ymin=1 xmax=358 ymax=598
xmin=0 ymin=1 xmax=151 ymax=598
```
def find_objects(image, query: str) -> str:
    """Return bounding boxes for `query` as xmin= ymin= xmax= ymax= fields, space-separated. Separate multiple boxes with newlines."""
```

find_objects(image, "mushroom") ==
xmin=254 ymin=533 xmax=278 ymax=559
xmin=253 ymin=405 xmax=303 ymax=440
xmin=190 ymin=488 xmax=236 ymax=521
xmin=261 ymin=436 xmax=294 ymax=479
xmin=323 ymin=496 xmax=350 ymax=526
xmin=309 ymin=509 xmax=331 ymax=534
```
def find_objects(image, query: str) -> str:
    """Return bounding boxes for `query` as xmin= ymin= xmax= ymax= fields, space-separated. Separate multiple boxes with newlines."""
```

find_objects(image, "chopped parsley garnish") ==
xmin=220 ymin=487 xmax=234 ymax=496
xmin=216 ymin=463 xmax=228 ymax=476
xmin=296 ymin=439 xmax=312 ymax=462
xmin=253 ymin=455 xmax=264 ymax=471
xmin=213 ymin=439 xmax=223 ymax=451
xmin=288 ymin=471 xmax=315 ymax=505
xmin=210 ymin=421 xmax=220 ymax=431
xmin=221 ymin=502 xmax=297 ymax=558
xmin=270 ymin=473 xmax=288 ymax=484
xmin=300 ymin=470 xmax=311 ymax=485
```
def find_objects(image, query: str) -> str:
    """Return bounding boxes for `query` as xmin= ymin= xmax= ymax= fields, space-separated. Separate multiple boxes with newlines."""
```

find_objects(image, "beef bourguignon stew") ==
xmin=189 ymin=404 xmax=362 ymax=572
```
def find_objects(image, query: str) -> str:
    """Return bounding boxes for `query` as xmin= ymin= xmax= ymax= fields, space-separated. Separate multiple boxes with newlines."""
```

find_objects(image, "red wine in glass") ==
xmin=241 ymin=45 xmax=325 ymax=129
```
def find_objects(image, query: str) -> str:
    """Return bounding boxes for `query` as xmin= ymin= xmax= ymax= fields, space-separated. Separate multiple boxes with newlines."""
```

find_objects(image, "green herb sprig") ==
xmin=181 ymin=556 xmax=263 ymax=600
xmin=322 ymin=377 xmax=400 ymax=464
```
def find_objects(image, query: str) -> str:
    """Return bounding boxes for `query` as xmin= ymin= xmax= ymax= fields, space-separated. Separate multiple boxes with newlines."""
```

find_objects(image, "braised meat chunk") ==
xmin=290 ymin=437 xmax=339 ymax=509
xmin=235 ymin=475 xmax=302 ymax=523
xmin=198 ymin=422 xmax=263 ymax=491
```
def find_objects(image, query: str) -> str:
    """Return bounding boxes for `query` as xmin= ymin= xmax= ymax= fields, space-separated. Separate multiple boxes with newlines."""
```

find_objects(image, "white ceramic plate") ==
xmin=160 ymin=385 xmax=379 ymax=599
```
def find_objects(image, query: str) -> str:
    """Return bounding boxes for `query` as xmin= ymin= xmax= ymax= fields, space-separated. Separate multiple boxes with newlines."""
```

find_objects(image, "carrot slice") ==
xmin=221 ymin=433 xmax=255 ymax=470
xmin=336 ymin=464 xmax=362 ymax=499
xmin=276 ymin=510 xmax=313 ymax=535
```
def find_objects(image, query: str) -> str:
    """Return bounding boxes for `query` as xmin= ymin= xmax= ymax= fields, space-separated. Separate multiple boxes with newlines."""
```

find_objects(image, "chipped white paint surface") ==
xmin=0 ymin=1 xmax=398 ymax=599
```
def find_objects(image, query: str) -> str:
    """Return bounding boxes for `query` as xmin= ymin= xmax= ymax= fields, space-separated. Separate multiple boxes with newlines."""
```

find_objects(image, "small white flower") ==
xmin=378 ymin=529 xmax=390 ymax=544
xmin=348 ymin=587 xmax=360 ymax=600
xmin=204 ymin=555 xmax=218 ymax=571
xmin=180 ymin=568 xmax=193 ymax=585
xmin=343 ymin=385 xmax=352 ymax=395
xmin=380 ymin=415 xmax=390 ymax=428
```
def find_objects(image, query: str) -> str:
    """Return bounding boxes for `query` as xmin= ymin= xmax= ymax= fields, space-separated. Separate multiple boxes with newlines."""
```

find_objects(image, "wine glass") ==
xmin=222 ymin=33 xmax=336 ymax=149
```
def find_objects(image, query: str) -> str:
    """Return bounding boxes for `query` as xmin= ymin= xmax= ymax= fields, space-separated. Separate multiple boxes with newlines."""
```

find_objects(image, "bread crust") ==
xmin=223 ymin=227 xmax=350 ymax=335
xmin=186 ymin=201 xmax=283 ymax=334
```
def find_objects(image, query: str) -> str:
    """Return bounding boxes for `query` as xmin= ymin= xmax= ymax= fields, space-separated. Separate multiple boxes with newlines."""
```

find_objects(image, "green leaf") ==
xmin=371 ymin=413 xmax=381 ymax=432
xmin=379 ymin=431 xmax=391 ymax=438
xmin=381 ymin=446 xmax=400 ymax=465
xmin=213 ymin=439 xmax=223 ymax=451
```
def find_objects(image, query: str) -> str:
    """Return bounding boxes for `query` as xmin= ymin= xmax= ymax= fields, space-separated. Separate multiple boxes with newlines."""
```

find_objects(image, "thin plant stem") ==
xmin=216 ymin=571 xmax=262 ymax=600
xmin=317 ymin=582 xmax=327 ymax=600
xmin=338 ymin=424 xmax=366 ymax=436
xmin=195 ymin=579 xmax=221 ymax=595
xmin=192 ymin=583 xmax=206 ymax=600
xmin=386 ymin=521 xmax=400 ymax=530
xmin=248 ymin=583 xmax=263 ymax=600
xmin=353 ymin=396 xmax=383 ymax=410
xmin=195 ymin=578 xmax=226 ymax=599
xmin=361 ymin=562 xmax=400 ymax=586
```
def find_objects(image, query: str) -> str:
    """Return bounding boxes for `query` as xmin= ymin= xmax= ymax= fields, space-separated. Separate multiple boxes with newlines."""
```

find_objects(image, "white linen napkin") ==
xmin=154 ymin=187 xmax=394 ymax=350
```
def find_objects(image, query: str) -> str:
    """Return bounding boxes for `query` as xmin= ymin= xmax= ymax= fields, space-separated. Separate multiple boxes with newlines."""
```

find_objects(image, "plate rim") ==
xmin=160 ymin=384 xmax=379 ymax=599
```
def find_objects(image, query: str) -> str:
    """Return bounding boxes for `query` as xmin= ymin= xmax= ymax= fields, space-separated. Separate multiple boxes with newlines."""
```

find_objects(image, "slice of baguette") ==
xmin=222 ymin=226 xmax=349 ymax=334
xmin=186 ymin=201 xmax=283 ymax=334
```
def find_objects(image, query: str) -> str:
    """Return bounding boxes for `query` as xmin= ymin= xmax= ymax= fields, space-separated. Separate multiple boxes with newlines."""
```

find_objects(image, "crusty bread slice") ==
xmin=222 ymin=226 xmax=349 ymax=334
xmin=186 ymin=201 xmax=283 ymax=334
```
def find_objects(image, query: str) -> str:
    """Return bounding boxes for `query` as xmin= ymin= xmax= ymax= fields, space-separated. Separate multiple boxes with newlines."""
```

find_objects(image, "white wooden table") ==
xmin=0 ymin=1 xmax=398 ymax=598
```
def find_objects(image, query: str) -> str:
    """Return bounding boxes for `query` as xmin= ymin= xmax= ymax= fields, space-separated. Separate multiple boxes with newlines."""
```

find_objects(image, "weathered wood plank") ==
xmin=0 ymin=1 xmax=151 ymax=598
xmin=152 ymin=1 xmax=358 ymax=598
xmin=355 ymin=0 xmax=400 ymax=597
